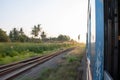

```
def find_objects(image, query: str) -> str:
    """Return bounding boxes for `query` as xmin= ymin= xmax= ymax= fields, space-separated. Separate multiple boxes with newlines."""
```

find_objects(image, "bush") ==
xmin=0 ymin=42 xmax=76 ymax=64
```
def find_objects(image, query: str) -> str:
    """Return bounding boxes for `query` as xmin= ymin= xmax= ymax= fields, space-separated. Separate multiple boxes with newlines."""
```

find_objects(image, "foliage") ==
xmin=19 ymin=35 xmax=29 ymax=42
xmin=31 ymin=24 xmax=41 ymax=38
xmin=0 ymin=42 xmax=75 ymax=65
xmin=36 ymin=46 xmax=85 ymax=80
xmin=9 ymin=28 xmax=29 ymax=42
xmin=0 ymin=25 xmax=75 ymax=43
xmin=19 ymin=28 xmax=24 ymax=35
xmin=41 ymin=31 xmax=46 ymax=41
xmin=57 ymin=34 xmax=70 ymax=41
xmin=67 ymin=56 xmax=78 ymax=63
xmin=0 ymin=28 xmax=10 ymax=42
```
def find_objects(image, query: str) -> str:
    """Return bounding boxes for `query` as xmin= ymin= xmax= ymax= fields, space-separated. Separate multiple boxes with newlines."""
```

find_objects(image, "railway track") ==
xmin=0 ymin=47 xmax=74 ymax=80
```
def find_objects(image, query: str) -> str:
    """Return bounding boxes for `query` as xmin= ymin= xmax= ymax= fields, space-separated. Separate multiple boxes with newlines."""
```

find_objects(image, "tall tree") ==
xmin=19 ymin=28 xmax=24 ymax=35
xmin=18 ymin=28 xmax=28 ymax=42
xmin=0 ymin=28 xmax=10 ymax=42
xmin=9 ymin=31 xmax=13 ymax=41
xmin=37 ymin=24 xmax=41 ymax=32
xmin=41 ymin=31 xmax=46 ymax=41
xmin=9 ymin=28 xmax=28 ymax=42
xmin=13 ymin=28 xmax=19 ymax=41
xmin=31 ymin=24 xmax=41 ymax=38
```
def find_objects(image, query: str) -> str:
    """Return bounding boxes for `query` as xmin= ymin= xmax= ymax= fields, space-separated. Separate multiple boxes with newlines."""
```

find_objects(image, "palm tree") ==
xmin=37 ymin=24 xmax=41 ymax=32
xmin=31 ymin=24 xmax=42 ymax=38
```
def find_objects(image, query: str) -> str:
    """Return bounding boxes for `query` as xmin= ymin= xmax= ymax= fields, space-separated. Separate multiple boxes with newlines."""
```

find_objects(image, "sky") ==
xmin=0 ymin=0 xmax=89 ymax=43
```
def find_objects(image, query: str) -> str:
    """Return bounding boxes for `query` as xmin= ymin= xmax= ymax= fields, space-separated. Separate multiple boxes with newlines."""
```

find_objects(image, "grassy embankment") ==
xmin=36 ymin=44 xmax=85 ymax=80
xmin=0 ymin=42 xmax=77 ymax=65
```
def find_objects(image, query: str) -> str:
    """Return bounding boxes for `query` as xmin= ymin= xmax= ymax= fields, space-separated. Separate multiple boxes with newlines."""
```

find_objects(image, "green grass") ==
xmin=36 ymin=44 xmax=85 ymax=80
xmin=0 ymin=42 xmax=76 ymax=65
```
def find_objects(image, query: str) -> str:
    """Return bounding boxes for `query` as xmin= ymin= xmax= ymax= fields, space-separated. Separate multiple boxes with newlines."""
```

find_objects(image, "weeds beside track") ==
xmin=0 ymin=47 xmax=75 ymax=80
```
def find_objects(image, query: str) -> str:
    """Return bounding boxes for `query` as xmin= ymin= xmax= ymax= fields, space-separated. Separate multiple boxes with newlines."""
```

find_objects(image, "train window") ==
xmin=104 ymin=0 xmax=119 ymax=80
xmin=118 ymin=0 xmax=120 ymax=79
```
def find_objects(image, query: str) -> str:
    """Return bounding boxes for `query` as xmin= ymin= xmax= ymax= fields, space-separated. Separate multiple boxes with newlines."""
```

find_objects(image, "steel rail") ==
xmin=0 ymin=47 xmax=74 ymax=80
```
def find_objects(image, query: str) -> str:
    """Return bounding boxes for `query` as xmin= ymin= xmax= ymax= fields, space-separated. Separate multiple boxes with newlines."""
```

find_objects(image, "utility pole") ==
xmin=78 ymin=34 xmax=80 ymax=42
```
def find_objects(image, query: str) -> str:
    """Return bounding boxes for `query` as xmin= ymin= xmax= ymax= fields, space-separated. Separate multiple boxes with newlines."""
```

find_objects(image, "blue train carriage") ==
xmin=86 ymin=0 xmax=119 ymax=80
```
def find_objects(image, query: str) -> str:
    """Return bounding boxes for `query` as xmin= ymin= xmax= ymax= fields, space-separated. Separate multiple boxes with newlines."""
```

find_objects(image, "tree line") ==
xmin=0 ymin=24 xmax=71 ymax=42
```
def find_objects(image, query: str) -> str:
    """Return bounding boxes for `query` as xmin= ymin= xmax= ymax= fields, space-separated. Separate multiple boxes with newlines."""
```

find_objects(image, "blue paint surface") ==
xmin=86 ymin=0 xmax=104 ymax=80
xmin=93 ymin=0 xmax=104 ymax=80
